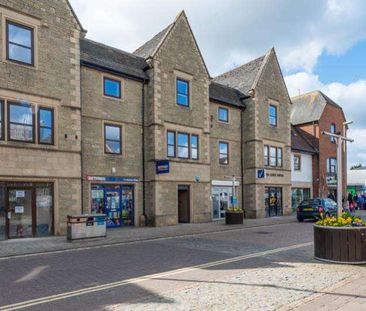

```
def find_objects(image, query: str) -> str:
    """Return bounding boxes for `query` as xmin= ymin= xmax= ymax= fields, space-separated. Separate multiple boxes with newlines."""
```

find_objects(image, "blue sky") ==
xmin=70 ymin=0 xmax=366 ymax=167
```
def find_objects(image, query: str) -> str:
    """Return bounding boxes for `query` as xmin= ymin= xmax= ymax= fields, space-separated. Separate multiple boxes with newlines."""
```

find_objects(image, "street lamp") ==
xmin=321 ymin=129 xmax=354 ymax=217
xmin=343 ymin=121 xmax=353 ymax=152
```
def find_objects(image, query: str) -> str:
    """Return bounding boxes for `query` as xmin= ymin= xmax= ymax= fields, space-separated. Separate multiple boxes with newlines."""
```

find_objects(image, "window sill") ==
xmin=2 ymin=58 xmax=38 ymax=70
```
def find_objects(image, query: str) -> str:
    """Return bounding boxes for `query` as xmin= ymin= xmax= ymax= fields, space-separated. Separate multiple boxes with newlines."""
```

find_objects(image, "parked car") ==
xmin=296 ymin=198 xmax=338 ymax=222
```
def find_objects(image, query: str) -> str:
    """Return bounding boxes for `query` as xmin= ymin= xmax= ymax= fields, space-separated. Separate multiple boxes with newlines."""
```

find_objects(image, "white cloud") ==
xmin=285 ymin=72 xmax=366 ymax=167
xmin=69 ymin=0 xmax=366 ymax=75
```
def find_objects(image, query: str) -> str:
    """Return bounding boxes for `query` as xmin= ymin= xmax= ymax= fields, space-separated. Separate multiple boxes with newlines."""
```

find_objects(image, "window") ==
xmin=8 ymin=102 xmax=34 ymax=142
xmin=219 ymin=142 xmax=229 ymax=165
xmin=6 ymin=21 xmax=34 ymax=65
xmin=270 ymin=147 xmax=277 ymax=166
xmin=330 ymin=123 xmax=336 ymax=143
xmin=176 ymin=79 xmax=189 ymax=107
xmin=277 ymin=147 xmax=283 ymax=167
xmin=265 ymin=145 xmax=283 ymax=167
xmin=177 ymin=133 xmax=189 ymax=158
xmin=191 ymin=135 xmax=199 ymax=160
xmin=218 ymin=107 xmax=229 ymax=122
xmin=294 ymin=155 xmax=301 ymax=171
xmin=167 ymin=131 xmax=176 ymax=157
xmin=104 ymin=124 xmax=121 ymax=154
xmin=0 ymin=101 xmax=3 ymax=140
xmin=327 ymin=158 xmax=337 ymax=175
xmin=38 ymin=107 xmax=54 ymax=145
xmin=103 ymin=77 xmax=121 ymax=98
xmin=269 ymin=105 xmax=277 ymax=127
xmin=264 ymin=145 xmax=269 ymax=166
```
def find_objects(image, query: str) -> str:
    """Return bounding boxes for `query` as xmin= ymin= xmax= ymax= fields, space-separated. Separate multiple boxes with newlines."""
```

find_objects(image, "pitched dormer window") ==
xmin=6 ymin=21 xmax=34 ymax=66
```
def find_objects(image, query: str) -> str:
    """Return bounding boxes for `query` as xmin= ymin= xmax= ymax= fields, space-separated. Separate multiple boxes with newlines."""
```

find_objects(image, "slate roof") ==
xmin=291 ymin=91 xmax=343 ymax=125
xmin=213 ymin=55 xmax=266 ymax=95
xmin=291 ymin=126 xmax=318 ymax=154
xmin=80 ymin=39 xmax=148 ymax=80
xmin=209 ymin=82 xmax=247 ymax=107
xmin=133 ymin=24 xmax=173 ymax=58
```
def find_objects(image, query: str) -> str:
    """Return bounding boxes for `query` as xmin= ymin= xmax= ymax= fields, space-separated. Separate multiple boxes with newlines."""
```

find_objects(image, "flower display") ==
xmin=316 ymin=212 xmax=366 ymax=227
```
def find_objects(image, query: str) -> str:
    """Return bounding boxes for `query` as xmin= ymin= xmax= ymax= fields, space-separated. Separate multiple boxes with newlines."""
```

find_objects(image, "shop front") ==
xmin=291 ymin=188 xmax=311 ymax=209
xmin=0 ymin=182 xmax=53 ymax=240
xmin=211 ymin=180 xmax=239 ymax=220
xmin=265 ymin=187 xmax=283 ymax=217
xmin=87 ymin=176 xmax=137 ymax=228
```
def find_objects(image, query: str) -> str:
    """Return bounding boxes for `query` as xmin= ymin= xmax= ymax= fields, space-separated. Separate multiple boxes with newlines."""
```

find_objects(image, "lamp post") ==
xmin=321 ymin=130 xmax=354 ymax=217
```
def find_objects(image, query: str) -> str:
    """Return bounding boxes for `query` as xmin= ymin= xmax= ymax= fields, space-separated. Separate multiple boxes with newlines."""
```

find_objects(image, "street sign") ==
xmin=256 ymin=169 xmax=266 ymax=179
xmin=156 ymin=160 xmax=170 ymax=175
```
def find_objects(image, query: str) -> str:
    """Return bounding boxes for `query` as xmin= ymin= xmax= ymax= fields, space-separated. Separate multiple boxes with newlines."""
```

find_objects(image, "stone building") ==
xmin=0 ymin=0 xmax=84 ymax=240
xmin=291 ymin=91 xmax=347 ymax=199
xmin=0 ymin=2 xmax=295 ymax=239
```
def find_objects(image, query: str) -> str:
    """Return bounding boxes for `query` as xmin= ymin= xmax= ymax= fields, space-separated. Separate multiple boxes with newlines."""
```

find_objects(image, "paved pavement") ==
xmin=0 ymin=216 xmax=296 ymax=258
xmin=0 ymin=216 xmax=365 ymax=310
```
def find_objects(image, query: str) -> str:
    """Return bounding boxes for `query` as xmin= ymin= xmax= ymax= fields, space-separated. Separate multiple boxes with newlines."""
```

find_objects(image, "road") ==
xmin=0 ymin=221 xmax=362 ymax=310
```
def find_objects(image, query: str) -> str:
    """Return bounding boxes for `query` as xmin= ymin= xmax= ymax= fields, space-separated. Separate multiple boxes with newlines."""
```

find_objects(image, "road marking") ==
xmin=0 ymin=221 xmax=298 ymax=261
xmin=0 ymin=241 xmax=313 ymax=310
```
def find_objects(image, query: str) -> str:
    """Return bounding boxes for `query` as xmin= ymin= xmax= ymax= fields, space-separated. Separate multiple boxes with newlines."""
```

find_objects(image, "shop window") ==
xmin=36 ymin=184 xmax=53 ymax=237
xmin=219 ymin=141 xmax=229 ymax=165
xmin=176 ymin=79 xmax=189 ymax=107
xmin=330 ymin=123 xmax=336 ymax=143
xmin=6 ymin=20 xmax=34 ymax=66
xmin=218 ymin=107 xmax=229 ymax=122
xmin=38 ymin=107 xmax=54 ymax=145
xmin=0 ymin=101 xmax=3 ymax=140
xmin=8 ymin=102 xmax=34 ymax=142
xmin=191 ymin=134 xmax=199 ymax=160
xmin=104 ymin=124 xmax=122 ymax=155
xmin=294 ymin=155 xmax=301 ymax=171
xmin=269 ymin=104 xmax=277 ymax=127
xmin=104 ymin=77 xmax=121 ymax=98
xmin=167 ymin=131 xmax=176 ymax=157
xmin=177 ymin=132 xmax=189 ymax=158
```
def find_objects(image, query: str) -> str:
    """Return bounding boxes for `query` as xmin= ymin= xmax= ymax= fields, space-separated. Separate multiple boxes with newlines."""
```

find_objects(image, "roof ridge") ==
xmin=82 ymin=38 xmax=145 ymax=61
xmin=291 ymin=90 xmax=321 ymax=99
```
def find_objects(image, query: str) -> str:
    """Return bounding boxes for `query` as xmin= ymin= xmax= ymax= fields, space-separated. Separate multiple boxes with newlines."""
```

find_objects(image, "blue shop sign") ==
xmin=87 ymin=176 xmax=139 ymax=183
xmin=156 ymin=160 xmax=170 ymax=174
xmin=256 ymin=169 xmax=266 ymax=179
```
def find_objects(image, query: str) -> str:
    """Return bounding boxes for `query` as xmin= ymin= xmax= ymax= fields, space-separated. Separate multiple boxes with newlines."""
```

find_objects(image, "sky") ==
xmin=69 ymin=0 xmax=366 ymax=167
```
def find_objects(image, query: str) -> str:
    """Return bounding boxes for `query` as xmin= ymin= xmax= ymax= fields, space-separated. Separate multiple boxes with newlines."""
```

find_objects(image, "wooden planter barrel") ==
xmin=225 ymin=211 xmax=244 ymax=225
xmin=314 ymin=225 xmax=366 ymax=264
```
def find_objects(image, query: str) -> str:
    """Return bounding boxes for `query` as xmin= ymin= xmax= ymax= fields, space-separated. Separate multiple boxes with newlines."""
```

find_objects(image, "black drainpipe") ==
xmin=141 ymin=79 xmax=147 ymax=225
xmin=240 ymin=96 xmax=249 ymax=217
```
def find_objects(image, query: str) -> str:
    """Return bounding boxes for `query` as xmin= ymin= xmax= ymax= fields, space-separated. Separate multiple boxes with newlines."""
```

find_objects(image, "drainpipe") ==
xmin=141 ymin=80 xmax=147 ymax=225
xmin=240 ymin=96 xmax=249 ymax=216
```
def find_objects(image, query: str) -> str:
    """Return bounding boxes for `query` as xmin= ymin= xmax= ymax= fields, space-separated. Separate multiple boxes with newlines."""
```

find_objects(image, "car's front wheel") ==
xmin=297 ymin=216 xmax=304 ymax=222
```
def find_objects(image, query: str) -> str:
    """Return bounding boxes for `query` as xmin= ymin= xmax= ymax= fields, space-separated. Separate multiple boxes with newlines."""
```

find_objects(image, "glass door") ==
xmin=121 ymin=186 xmax=134 ymax=226
xmin=265 ymin=187 xmax=283 ymax=217
xmin=212 ymin=187 xmax=232 ymax=220
xmin=104 ymin=186 xmax=122 ymax=228
xmin=7 ymin=188 xmax=33 ymax=238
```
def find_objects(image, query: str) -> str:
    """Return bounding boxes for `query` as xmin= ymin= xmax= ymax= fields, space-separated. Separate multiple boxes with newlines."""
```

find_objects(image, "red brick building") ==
xmin=291 ymin=91 xmax=347 ymax=199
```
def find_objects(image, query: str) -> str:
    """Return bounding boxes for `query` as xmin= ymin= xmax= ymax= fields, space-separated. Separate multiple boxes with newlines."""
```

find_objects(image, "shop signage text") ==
xmin=86 ymin=176 xmax=139 ymax=183
xmin=156 ymin=160 xmax=170 ymax=175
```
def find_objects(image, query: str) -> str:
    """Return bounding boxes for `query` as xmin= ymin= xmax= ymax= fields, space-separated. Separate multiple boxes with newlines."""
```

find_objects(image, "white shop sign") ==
xmin=15 ymin=206 xmax=24 ymax=214
xmin=16 ymin=191 xmax=25 ymax=198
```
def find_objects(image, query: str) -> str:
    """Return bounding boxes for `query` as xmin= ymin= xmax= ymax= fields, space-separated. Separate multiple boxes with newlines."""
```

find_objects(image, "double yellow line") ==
xmin=0 ymin=241 xmax=313 ymax=310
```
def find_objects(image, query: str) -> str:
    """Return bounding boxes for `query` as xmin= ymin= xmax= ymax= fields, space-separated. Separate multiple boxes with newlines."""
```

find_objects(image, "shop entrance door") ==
xmin=104 ymin=187 xmax=122 ymax=228
xmin=178 ymin=185 xmax=190 ymax=223
xmin=7 ymin=188 xmax=34 ymax=238
xmin=265 ymin=187 xmax=283 ymax=217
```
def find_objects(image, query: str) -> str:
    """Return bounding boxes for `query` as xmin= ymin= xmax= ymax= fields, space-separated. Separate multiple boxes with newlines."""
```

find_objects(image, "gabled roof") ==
xmin=213 ymin=53 xmax=267 ymax=95
xmin=80 ymin=39 xmax=149 ymax=80
xmin=291 ymin=126 xmax=318 ymax=154
xmin=133 ymin=24 xmax=173 ymax=59
xmin=133 ymin=11 xmax=210 ymax=77
xmin=209 ymin=82 xmax=248 ymax=108
xmin=291 ymin=91 xmax=344 ymax=125
xmin=66 ymin=0 xmax=86 ymax=33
